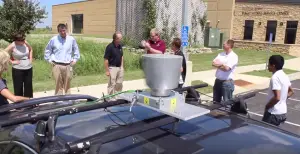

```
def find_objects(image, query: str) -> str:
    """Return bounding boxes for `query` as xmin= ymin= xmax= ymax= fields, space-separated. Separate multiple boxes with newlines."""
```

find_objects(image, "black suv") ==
xmin=0 ymin=84 xmax=300 ymax=154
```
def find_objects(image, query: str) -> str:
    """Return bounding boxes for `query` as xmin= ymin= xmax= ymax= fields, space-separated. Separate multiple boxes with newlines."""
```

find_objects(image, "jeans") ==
xmin=213 ymin=78 xmax=235 ymax=103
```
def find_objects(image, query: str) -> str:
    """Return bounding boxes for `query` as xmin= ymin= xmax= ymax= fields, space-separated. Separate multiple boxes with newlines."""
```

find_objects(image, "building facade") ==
xmin=207 ymin=0 xmax=300 ymax=56
xmin=53 ymin=0 xmax=207 ymax=46
xmin=52 ymin=0 xmax=116 ymax=37
xmin=52 ymin=0 xmax=300 ymax=56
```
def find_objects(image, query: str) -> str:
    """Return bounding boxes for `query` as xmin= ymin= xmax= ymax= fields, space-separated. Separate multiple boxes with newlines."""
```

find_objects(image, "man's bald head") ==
xmin=113 ymin=32 xmax=122 ymax=45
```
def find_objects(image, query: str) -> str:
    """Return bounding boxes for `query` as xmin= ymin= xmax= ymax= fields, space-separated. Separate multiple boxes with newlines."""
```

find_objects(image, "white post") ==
xmin=266 ymin=33 xmax=273 ymax=70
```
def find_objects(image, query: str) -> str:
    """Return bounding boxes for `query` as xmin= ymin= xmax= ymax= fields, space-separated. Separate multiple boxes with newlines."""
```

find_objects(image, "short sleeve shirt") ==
xmin=104 ymin=42 xmax=123 ymax=67
xmin=267 ymin=70 xmax=291 ymax=114
xmin=0 ymin=79 xmax=9 ymax=106
xmin=214 ymin=51 xmax=238 ymax=80
xmin=147 ymin=39 xmax=166 ymax=54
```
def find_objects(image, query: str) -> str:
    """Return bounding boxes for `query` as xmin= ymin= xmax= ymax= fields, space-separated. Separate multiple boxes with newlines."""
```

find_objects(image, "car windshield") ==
xmin=54 ymin=103 xmax=300 ymax=154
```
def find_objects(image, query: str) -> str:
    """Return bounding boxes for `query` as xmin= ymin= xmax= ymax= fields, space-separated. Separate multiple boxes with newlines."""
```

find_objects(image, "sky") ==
xmin=0 ymin=0 xmax=84 ymax=28
xmin=37 ymin=0 xmax=84 ymax=28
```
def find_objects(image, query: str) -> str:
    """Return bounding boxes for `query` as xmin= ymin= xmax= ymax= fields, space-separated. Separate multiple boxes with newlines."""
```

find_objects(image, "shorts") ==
xmin=262 ymin=111 xmax=287 ymax=126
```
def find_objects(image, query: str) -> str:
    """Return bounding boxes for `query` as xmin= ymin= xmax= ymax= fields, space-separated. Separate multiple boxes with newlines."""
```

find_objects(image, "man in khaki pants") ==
xmin=44 ymin=23 xmax=80 ymax=95
xmin=104 ymin=32 xmax=124 ymax=96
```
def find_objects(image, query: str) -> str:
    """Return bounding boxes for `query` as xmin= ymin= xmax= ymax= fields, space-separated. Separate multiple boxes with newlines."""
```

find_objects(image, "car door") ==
xmin=0 ymin=141 xmax=37 ymax=154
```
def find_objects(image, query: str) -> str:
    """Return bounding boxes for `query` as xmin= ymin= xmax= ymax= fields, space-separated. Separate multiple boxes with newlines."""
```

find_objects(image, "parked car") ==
xmin=0 ymin=85 xmax=299 ymax=154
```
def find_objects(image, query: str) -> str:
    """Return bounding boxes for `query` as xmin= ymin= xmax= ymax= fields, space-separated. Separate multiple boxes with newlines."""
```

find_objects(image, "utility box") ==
xmin=204 ymin=28 xmax=221 ymax=48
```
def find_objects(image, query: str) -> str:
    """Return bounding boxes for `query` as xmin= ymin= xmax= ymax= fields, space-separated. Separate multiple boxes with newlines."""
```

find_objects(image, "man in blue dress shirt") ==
xmin=44 ymin=23 xmax=80 ymax=95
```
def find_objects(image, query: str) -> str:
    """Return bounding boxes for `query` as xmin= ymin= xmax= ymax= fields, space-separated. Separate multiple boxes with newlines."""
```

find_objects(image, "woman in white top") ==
xmin=5 ymin=33 xmax=33 ymax=98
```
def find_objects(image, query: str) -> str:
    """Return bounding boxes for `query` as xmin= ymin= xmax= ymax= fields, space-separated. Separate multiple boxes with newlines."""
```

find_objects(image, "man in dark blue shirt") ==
xmin=104 ymin=32 xmax=124 ymax=96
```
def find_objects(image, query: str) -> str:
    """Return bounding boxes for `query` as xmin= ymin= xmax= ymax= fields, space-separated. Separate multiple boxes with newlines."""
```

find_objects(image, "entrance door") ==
xmin=284 ymin=21 xmax=298 ymax=44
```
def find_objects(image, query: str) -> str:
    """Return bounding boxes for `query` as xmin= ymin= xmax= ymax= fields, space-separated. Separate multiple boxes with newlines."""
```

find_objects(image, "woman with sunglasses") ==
xmin=4 ymin=33 xmax=33 ymax=98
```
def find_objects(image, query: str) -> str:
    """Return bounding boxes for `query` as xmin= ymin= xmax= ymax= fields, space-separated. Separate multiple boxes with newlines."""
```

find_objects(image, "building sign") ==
xmin=181 ymin=26 xmax=189 ymax=47
xmin=241 ymin=11 xmax=289 ymax=16
xmin=238 ymin=7 xmax=289 ymax=16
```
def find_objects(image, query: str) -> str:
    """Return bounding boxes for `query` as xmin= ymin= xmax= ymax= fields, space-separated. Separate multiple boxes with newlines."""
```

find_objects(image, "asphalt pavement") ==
xmin=246 ymin=79 xmax=300 ymax=135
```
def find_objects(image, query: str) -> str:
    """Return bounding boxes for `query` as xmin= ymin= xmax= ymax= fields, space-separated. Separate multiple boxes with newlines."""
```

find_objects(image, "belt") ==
xmin=216 ymin=78 xmax=232 ymax=82
xmin=53 ymin=61 xmax=70 ymax=66
xmin=109 ymin=65 xmax=121 ymax=67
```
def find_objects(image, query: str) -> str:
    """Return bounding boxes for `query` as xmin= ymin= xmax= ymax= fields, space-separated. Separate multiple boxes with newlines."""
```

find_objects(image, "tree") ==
xmin=0 ymin=0 xmax=47 ymax=43
xmin=142 ymin=0 xmax=156 ymax=39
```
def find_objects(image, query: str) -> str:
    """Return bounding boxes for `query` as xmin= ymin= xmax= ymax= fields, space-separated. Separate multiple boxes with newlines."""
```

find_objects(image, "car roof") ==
xmin=1 ymin=101 xmax=300 ymax=154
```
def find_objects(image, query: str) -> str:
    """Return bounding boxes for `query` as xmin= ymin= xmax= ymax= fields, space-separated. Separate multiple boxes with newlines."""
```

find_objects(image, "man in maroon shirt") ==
xmin=141 ymin=28 xmax=166 ymax=54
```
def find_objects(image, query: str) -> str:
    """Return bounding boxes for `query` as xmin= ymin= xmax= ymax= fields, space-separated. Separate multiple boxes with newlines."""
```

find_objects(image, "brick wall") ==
xmin=234 ymin=40 xmax=300 ymax=57
xmin=233 ymin=2 xmax=300 ymax=44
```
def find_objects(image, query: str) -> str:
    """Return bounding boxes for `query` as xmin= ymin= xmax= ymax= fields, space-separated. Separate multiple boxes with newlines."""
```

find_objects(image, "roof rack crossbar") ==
xmin=0 ymin=94 xmax=98 ymax=114
xmin=173 ymin=83 xmax=208 ymax=92
xmin=0 ymin=99 xmax=130 ymax=128
xmin=65 ymin=115 xmax=203 ymax=154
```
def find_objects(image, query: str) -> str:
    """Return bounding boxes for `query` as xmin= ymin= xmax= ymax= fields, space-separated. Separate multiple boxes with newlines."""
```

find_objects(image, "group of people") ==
xmin=0 ymin=24 xmax=295 ymax=127
xmin=212 ymin=39 xmax=294 ymax=126
xmin=0 ymin=23 xmax=80 ymax=106
xmin=104 ymin=28 xmax=187 ymax=96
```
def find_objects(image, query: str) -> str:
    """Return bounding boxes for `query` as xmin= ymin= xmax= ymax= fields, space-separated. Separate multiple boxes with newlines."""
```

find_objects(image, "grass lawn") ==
xmin=242 ymin=68 xmax=299 ymax=78
xmin=190 ymin=49 xmax=295 ymax=72
xmin=6 ymin=70 xmax=145 ymax=92
xmin=191 ymin=80 xmax=213 ymax=94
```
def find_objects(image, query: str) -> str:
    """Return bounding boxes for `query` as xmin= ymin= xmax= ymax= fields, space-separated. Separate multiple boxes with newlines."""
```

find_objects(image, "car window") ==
xmin=9 ymin=144 xmax=34 ymax=154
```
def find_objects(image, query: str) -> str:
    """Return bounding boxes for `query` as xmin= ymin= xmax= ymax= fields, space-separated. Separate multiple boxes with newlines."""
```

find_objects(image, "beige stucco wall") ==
xmin=52 ymin=0 xmax=116 ymax=37
xmin=206 ymin=0 xmax=235 ymax=40
xmin=233 ymin=2 xmax=300 ymax=44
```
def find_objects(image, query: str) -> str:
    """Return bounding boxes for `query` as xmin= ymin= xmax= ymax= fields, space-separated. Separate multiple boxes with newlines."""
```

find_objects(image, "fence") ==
xmin=116 ymin=0 xmax=207 ymax=48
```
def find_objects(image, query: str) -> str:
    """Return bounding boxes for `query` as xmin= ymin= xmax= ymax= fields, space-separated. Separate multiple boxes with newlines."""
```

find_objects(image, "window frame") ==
xmin=243 ymin=20 xmax=254 ymax=40
xmin=265 ymin=20 xmax=278 ymax=42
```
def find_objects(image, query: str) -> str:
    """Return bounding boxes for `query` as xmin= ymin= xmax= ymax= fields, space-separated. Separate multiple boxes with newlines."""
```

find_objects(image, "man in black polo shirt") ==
xmin=104 ymin=32 xmax=124 ymax=95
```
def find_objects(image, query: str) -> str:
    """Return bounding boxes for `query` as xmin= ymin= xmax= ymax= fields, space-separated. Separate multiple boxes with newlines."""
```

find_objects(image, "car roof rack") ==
xmin=45 ymin=89 xmax=256 ymax=154
xmin=0 ymin=94 xmax=98 ymax=114
xmin=0 ymin=84 xmax=257 ymax=154
xmin=64 ymin=115 xmax=204 ymax=154
xmin=0 ymin=98 xmax=129 ymax=128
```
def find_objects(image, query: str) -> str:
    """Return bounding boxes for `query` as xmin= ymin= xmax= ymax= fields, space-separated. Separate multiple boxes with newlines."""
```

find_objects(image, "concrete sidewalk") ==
xmin=33 ymin=57 xmax=300 ymax=100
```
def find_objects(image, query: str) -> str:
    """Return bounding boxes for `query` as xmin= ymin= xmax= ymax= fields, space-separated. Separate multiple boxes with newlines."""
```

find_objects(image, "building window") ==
xmin=265 ymin=20 xmax=277 ymax=42
xmin=243 ymin=20 xmax=254 ymax=40
xmin=72 ymin=14 xmax=84 ymax=34
xmin=285 ymin=21 xmax=298 ymax=44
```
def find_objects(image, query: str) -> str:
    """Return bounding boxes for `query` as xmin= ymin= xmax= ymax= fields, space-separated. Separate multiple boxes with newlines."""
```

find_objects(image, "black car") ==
xmin=0 ymin=85 xmax=300 ymax=154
